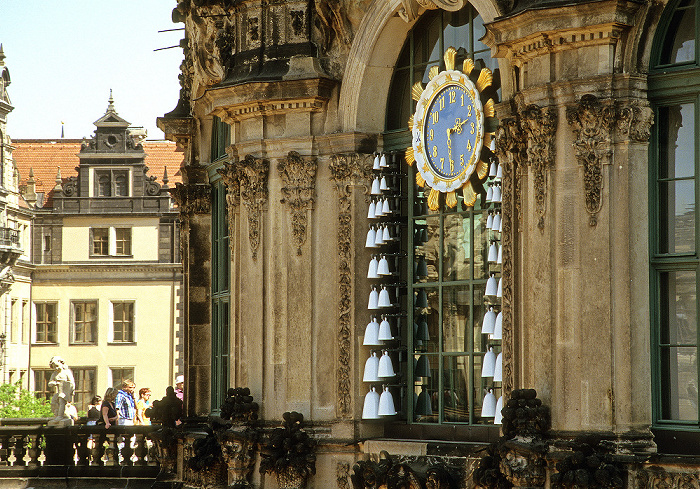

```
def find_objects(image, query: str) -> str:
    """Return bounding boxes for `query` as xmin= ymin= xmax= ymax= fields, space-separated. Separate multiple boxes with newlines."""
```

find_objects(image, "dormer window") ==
xmin=94 ymin=169 xmax=129 ymax=197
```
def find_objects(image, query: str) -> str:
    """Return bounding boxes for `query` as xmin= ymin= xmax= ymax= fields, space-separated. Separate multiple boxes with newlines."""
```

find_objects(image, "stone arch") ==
xmin=340 ymin=0 xmax=502 ymax=134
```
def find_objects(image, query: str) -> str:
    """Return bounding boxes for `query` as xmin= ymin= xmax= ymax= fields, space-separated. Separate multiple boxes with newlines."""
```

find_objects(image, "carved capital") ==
xmin=617 ymin=101 xmax=654 ymax=143
xmin=169 ymin=183 xmax=212 ymax=216
xmin=499 ymin=445 xmax=547 ymax=488
xmin=217 ymin=161 xmax=242 ymax=254
xmin=396 ymin=0 xmax=466 ymax=22
xmin=566 ymin=94 xmax=615 ymax=226
xmin=329 ymin=153 xmax=373 ymax=192
xmin=519 ymin=105 xmax=557 ymax=230
xmin=234 ymin=155 xmax=269 ymax=260
xmin=278 ymin=151 xmax=318 ymax=255
xmin=220 ymin=431 xmax=257 ymax=488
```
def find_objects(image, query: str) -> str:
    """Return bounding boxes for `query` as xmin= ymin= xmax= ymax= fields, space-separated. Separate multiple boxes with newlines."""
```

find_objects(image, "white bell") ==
xmin=380 ymin=153 xmax=388 ymax=168
xmin=497 ymin=244 xmax=502 ymax=264
xmin=382 ymin=198 xmax=391 ymax=215
xmin=492 ymin=185 xmax=502 ymax=203
xmin=496 ymin=164 xmax=502 ymax=180
xmin=375 ymin=199 xmax=384 ymax=218
xmin=380 ymin=176 xmax=389 ymax=191
xmin=378 ymin=351 xmax=395 ymax=378
xmin=368 ymin=200 xmax=376 ymax=219
xmin=378 ymin=317 xmax=393 ymax=341
xmin=367 ymin=257 xmax=379 ymax=279
xmin=383 ymin=224 xmax=391 ymax=241
xmin=493 ymin=312 xmax=503 ymax=340
xmin=494 ymin=396 xmax=504 ymax=424
xmin=373 ymin=154 xmax=381 ymax=170
xmin=365 ymin=226 xmax=377 ymax=248
xmin=378 ymin=286 xmax=392 ymax=307
xmin=489 ymin=137 xmax=496 ymax=151
xmin=378 ymin=387 xmax=397 ymax=416
xmin=485 ymin=186 xmax=493 ymax=203
xmin=375 ymin=226 xmax=385 ymax=246
xmin=482 ymin=346 xmax=496 ymax=377
xmin=489 ymin=161 xmax=498 ymax=178
xmin=368 ymin=287 xmax=379 ymax=309
xmin=497 ymin=277 xmax=503 ymax=298
xmin=371 ymin=177 xmax=381 ymax=195
xmin=498 ymin=213 xmax=503 ymax=233
xmin=482 ymin=389 xmax=496 ymax=417
xmin=482 ymin=307 xmax=496 ymax=335
xmin=363 ymin=352 xmax=380 ymax=382
xmin=488 ymin=242 xmax=498 ymax=263
xmin=485 ymin=274 xmax=498 ymax=296
xmin=363 ymin=317 xmax=381 ymax=346
xmin=362 ymin=387 xmax=380 ymax=419
xmin=377 ymin=256 xmax=391 ymax=276
xmin=486 ymin=212 xmax=493 ymax=230
xmin=494 ymin=352 xmax=503 ymax=382
xmin=492 ymin=213 xmax=501 ymax=233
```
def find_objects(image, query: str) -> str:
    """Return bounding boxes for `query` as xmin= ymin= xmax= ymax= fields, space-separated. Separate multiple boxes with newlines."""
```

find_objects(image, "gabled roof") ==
xmin=12 ymin=139 xmax=184 ymax=208
xmin=93 ymin=90 xmax=130 ymax=128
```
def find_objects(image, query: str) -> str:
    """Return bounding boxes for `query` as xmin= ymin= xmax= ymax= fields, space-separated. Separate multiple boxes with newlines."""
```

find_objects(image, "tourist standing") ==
xmin=100 ymin=387 xmax=118 ymax=428
xmin=115 ymin=380 xmax=136 ymax=426
xmin=87 ymin=396 xmax=102 ymax=426
xmin=135 ymin=388 xmax=152 ymax=425
xmin=175 ymin=375 xmax=184 ymax=401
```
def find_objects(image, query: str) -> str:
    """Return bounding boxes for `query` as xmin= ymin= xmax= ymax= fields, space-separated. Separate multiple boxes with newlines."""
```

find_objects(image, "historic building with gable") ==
xmin=155 ymin=0 xmax=700 ymax=487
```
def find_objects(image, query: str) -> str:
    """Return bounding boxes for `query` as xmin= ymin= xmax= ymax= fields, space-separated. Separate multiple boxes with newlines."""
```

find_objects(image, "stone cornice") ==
xmin=33 ymin=263 xmax=182 ymax=274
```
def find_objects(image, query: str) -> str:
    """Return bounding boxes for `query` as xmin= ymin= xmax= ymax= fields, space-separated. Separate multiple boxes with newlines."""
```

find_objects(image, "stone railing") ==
xmin=0 ymin=424 xmax=160 ymax=478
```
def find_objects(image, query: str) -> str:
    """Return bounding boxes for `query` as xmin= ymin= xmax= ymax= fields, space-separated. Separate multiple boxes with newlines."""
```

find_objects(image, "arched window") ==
xmin=650 ymin=0 xmax=700 ymax=447
xmin=379 ymin=5 xmax=501 ymax=431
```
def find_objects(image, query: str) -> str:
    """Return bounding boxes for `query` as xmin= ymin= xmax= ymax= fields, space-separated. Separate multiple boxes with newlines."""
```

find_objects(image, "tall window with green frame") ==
xmin=211 ymin=116 xmax=231 ymax=162
xmin=650 ymin=0 xmax=700 ymax=428
xmin=384 ymin=4 xmax=501 ymax=425
xmin=211 ymin=181 xmax=230 ymax=412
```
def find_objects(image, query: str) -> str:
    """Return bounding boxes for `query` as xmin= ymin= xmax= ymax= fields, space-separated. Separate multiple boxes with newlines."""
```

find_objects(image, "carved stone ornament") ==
xmin=499 ymin=442 xmax=547 ymax=488
xmin=234 ymin=155 xmax=269 ymax=260
xmin=637 ymin=467 xmax=700 ymax=489
xmin=220 ymin=429 xmax=258 ymax=488
xmin=519 ymin=104 xmax=557 ymax=230
xmin=617 ymin=101 xmax=654 ymax=143
xmin=337 ymin=462 xmax=351 ymax=489
xmin=315 ymin=0 xmax=353 ymax=50
xmin=329 ymin=153 xmax=373 ymax=419
xmin=566 ymin=94 xmax=616 ymax=227
xmin=351 ymin=455 xmax=458 ymax=489
xmin=186 ymin=6 xmax=227 ymax=98
xmin=217 ymin=161 xmax=242 ymax=254
xmin=278 ymin=151 xmax=318 ymax=256
xmin=169 ymin=182 xmax=212 ymax=216
xmin=397 ymin=0 xmax=466 ymax=22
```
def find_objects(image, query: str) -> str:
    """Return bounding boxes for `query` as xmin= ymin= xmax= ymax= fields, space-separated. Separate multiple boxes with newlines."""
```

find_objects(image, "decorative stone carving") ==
xmin=259 ymin=412 xmax=316 ymax=489
xmin=637 ymin=467 xmax=700 ymax=489
xmin=186 ymin=7 xmax=227 ymax=98
xmin=337 ymin=462 xmax=351 ymax=489
xmin=329 ymin=153 xmax=373 ymax=418
xmin=351 ymin=454 xmax=458 ymax=489
xmin=617 ymin=101 xmax=654 ymax=143
xmin=218 ymin=161 xmax=242 ymax=254
xmin=499 ymin=442 xmax=547 ymax=488
xmin=549 ymin=444 xmax=625 ymax=488
xmin=315 ymin=0 xmax=353 ymax=50
xmin=221 ymin=429 xmax=258 ymax=488
xmin=234 ymin=155 xmax=269 ymax=260
xmin=169 ymin=182 xmax=212 ymax=216
xmin=567 ymin=94 xmax=616 ymax=227
xmin=519 ymin=104 xmax=557 ymax=230
xmin=278 ymin=151 xmax=318 ymax=255
xmin=396 ymin=0 xmax=466 ymax=22
xmin=62 ymin=176 xmax=78 ymax=197
xmin=144 ymin=175 xmax=162 ymax=196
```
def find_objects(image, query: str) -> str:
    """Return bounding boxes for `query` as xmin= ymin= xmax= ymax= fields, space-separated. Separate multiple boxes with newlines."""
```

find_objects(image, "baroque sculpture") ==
xmin=47 ymin=356 xmax=76 ymax=427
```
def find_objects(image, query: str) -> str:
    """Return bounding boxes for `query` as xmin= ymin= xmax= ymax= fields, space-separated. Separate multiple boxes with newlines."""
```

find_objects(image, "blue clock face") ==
xmin=423 ymin=82 xmax=481 ymax=180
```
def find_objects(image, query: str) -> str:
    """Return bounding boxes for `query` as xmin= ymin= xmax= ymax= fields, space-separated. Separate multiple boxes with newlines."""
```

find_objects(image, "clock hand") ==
xmin=446 ymin=128 xmax=455 ymax=171
xmin=452 ymin=118 xmax=469 ymax=134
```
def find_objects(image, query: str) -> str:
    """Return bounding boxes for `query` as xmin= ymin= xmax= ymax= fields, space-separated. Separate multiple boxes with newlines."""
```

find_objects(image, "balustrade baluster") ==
xmin=110 ymin=433 xmax=121 ymax=466
xmin=134 ymin=432 xmax=148 ymax=466
xmin=0 ymin=434 xmax=12 ymax=466
xmin=13 ymin=433 xmax=27 ymax=466
xmin=75 ymin=429 xmax=90 ymax=466
xmin=94 ymin=433 xmax=106 ymax=466
xmin=121 ymin=431 xmax=135 ymax=467
xmin=26 ymin=433 xmax=41 ymax=467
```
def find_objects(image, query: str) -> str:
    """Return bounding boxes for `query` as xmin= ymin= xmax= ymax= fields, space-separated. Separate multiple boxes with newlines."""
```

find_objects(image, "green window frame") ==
xmin=650 ymin=0 xmax=700 ymax=440
xmin=211 ymin=116 xmax=231 ymax=162
xmin=382 ymin=5 xmax=501 ymax=429
xmin=211 ymin=181 xmax=230 ymax=413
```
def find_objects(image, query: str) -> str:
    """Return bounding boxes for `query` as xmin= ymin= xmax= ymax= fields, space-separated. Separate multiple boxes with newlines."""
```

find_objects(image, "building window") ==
xmin=34 ymin=302 xmax=57 ymax=344
xmin=72 ymin=367 xmax=96 ymax=412
xmin=33 ymin=369 xmax=53 ymax=402
xmin=381 ymin=5 xmax=500 ymax=427
xmin=71 ymin=301 xmax=97 ymax=344
xmin=90 ymin=227 xmax=132 ymax=257
xmin=211 ymin=181 xmax=230 ymax=412
xmin=111 ymin=301 xmax=134 ymax=343
xmin=10 ymin=299 xmax=17 ymax=344
xmin=110 ymin=367 xmax=134 ymax=389
xmin=211 ymin=116 xmax=231 ymax=162
xmin=92 ymin=228 xmax=109 ymax=255
xmin=95 ymin=169 xmax=129 ymax=197
xmin=21 ymin=300 xmax=28 ymax=344
xmin=650 ymin=0 xmax=700 ymax=445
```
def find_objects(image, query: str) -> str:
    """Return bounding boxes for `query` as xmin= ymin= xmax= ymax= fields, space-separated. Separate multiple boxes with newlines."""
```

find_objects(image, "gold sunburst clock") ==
xmin=406 ymin=47 xmax=498 ymax=211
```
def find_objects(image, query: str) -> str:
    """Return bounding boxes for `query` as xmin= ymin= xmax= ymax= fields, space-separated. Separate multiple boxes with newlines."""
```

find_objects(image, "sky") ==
xmin=0 ymin=1 xmax=184 ymax=140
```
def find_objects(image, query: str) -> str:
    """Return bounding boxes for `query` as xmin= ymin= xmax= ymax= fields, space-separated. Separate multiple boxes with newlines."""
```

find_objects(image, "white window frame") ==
xmin=90 ymin=227 xmax=132 ymax=258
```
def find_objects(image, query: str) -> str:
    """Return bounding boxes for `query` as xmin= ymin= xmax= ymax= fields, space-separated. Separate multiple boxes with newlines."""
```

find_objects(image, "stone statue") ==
xmin=47 ymin=356 xmax=76 ymax=427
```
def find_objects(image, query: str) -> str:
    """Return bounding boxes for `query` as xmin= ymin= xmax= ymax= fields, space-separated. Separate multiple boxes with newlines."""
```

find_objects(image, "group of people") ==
xmin=86 ymin=375 xmax=184 ymax=428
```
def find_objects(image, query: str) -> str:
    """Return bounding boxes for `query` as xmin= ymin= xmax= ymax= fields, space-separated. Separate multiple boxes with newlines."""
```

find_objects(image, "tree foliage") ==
xmin=0 ymin=382 xmax=52 ymax=418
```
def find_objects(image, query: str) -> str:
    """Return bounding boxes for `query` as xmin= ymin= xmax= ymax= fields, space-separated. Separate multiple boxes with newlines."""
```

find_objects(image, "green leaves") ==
xmin=0 ymin=382 xmax=52 ymax=418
